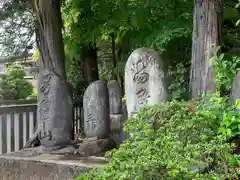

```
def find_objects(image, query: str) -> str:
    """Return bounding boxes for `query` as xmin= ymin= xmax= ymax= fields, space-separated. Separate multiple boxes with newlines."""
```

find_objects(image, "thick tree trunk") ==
xmin=35 ymin=0 xmax=66 ymax=78
xmin=111 ymin=33 xmax=118 ymax=80
xmin=189 ymin=0 xmax=223 ymax=98
xmin=116 ymin=44 xmax=124 ymax=95
xmin=24 ymin=0 xmax=74 ymax=152
xmin=81 ymin=45 xmax=99 ymax=85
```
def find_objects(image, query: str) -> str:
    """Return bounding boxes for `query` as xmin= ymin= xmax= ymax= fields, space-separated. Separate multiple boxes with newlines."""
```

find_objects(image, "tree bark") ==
xmin=110 ymin=33 xmax=118 ymax=80
xmin=189 ymin=0 xmax=223 ymax=98
xmin=116 ymin=42 xmax=124 ymax=95
xmin=81 ymin=44 xmax=99 ymax=85
xmin=24 ymin=0 xmax=74 ymax=152
xmin=34 ymin=0 xmax=66 ymax=77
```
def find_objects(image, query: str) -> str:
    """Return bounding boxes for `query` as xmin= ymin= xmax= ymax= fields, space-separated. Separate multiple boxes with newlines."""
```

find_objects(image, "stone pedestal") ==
xmin=110 ymin=114 xmax=124 ymax=147
xmin=0 ymin=149 xmax=107 ymax=180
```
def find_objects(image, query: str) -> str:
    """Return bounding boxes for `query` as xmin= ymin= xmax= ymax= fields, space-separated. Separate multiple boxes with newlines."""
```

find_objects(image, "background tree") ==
xmin=0 ymin=0 xmax=35 ymax=56
xmin=0 ymin=63 xmax=33 ymax=100
xmin=189 ymin=0 xmax=223 ymax=98
xmin=62 ymin=0 xmax=193 ymax=98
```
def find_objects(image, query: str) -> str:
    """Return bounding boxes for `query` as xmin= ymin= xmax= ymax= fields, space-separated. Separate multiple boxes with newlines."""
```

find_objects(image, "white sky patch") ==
xmin=0 ymin=7 xmax=36 ymax=56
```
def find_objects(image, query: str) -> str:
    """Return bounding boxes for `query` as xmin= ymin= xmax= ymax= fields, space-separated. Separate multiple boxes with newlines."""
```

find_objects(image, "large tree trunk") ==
xmin=110 ymin=33 xmax=118 ymax=80
xmin=81 ymin=44 xmax=99 ymax=85
xmin=24 ymin=0 xmax=74 ymax=153
xmin=189 ymin=0 xmax=223 ymax=98
xmin=35 ymin=0 xmax=66 ymax=78
xmin=115 ymin=45 xmax=124 ymax=95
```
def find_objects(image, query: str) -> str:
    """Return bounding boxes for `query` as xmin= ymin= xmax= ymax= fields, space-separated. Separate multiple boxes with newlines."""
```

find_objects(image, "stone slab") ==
xmin=0 ymin=148 xmax=107 ymax=180
xmin=110 ymin=114 xmax=123 ymax=131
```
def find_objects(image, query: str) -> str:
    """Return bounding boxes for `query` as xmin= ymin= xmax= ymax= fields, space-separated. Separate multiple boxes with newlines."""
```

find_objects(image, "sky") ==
xmin=0 ymin=27 xmax=36 ymax=57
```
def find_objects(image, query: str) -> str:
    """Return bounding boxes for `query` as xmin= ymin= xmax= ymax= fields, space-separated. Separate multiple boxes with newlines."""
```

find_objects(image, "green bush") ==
xmin=77 ymin=93 xmax=239 ymax=180
xmin=0 ymin=64 xmax=33 ymax=100
xmin=26 ymin=87 xmax=37 ymax=100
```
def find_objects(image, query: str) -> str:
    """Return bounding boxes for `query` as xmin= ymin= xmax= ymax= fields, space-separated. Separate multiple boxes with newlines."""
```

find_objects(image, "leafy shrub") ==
xmin=211 ymin=46 xmax=240 ymax=96
xmin=0 ymin=64 xmax=33 ymax=100
xmin=77 ymin=93 xmax=239 ymax=180
xmin=218 ymin=99 xmax=240 ymax=141
xmin=168 ymin=62 xmax=188 ymax=100
xmin=26 ymin=87 xmax=37 ymax=100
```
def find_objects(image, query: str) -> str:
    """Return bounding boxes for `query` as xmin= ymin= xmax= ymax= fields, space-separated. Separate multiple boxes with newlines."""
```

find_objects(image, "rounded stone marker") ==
xmin=125 ymin=48 xmax=167 ymax=117
xmin=83 ymin=80 xmax=110 ymax=139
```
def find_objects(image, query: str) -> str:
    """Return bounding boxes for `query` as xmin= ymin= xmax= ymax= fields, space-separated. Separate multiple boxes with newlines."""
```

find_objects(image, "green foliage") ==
xmin=0 ymin=1 xmax=34 ymax=56
xmin=32 ymin=49 xmax=40 ymax=61
xmin=0 ymin=63 xmax=33 ymax=100
xmin=65 ymin=54 xmax=86 ymax=101
xmin=62 ymin=0 xmax=193 ymax=81
xmin=26 ymin=87 xmax=37 ymax=100
xmin=162 ymin=36 xmax=191 ymax=100
xmin=235 ymin=1 xmax=240 ymax=26
xmin=168 ymin=62 xmax=188 ymax=100
xmin=218 ymin=98 xmax=240 ymax=140
xmin=97 ymin=42 xmax=116 ymax=81
xmin=122 ymin=94 xmax=126 ymax=105
xmin=214 ymin=54 xmax=240 ymax=92
xmin=77 ymin=93 xmax=239 ymax=180
xmin=211 ymin=46 xmax=240 ymax=96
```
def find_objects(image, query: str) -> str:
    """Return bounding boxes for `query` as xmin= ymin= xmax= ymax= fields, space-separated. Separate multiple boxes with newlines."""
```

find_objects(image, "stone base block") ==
xmin=110 ymin=114 xmax=123 ymax=131
xmin=110 ymin=114 xmax=125 ymax=147
xmin=0 ymin=148 xmax=107 ymax=180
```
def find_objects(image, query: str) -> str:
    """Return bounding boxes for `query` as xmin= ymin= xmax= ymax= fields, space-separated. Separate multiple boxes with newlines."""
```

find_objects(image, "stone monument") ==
xmin=120 ymin=48 xmax=167 ymax=142
xmin=74 ymin=80 xmax=116 ymax=156
xmin=125 ymin=47 xmax=167 ymax=117
xmin=83 ymin=80 xmax=110 ymax=139
xmin=24 ymin=69 xmax=75 ymax=153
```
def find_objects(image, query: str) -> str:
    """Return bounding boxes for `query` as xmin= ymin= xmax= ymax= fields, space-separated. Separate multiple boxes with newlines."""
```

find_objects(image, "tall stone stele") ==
xmin=24 ymin=69 xmax=75 ymax=153
xmin=120 ymin=48 xmax=167 ymax=142
xmin=83 ymin=80 xmax=110 ymax=139
xmin=125 ymin=47 xmax=168 ymax=116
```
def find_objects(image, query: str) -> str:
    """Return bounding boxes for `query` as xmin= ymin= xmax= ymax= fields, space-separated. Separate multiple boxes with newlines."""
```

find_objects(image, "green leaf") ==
xmin=236 ymin=19 xmax=240 ymax=26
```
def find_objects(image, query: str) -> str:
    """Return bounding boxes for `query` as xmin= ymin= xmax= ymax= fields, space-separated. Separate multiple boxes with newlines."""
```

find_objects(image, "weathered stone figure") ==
xmin=107 ymin=80 xmax=122 ymax=114
xmin=125 ymin=48 xmax=167 ymax=116
xmin=83 ymin=80 xmax=110 ymax=139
